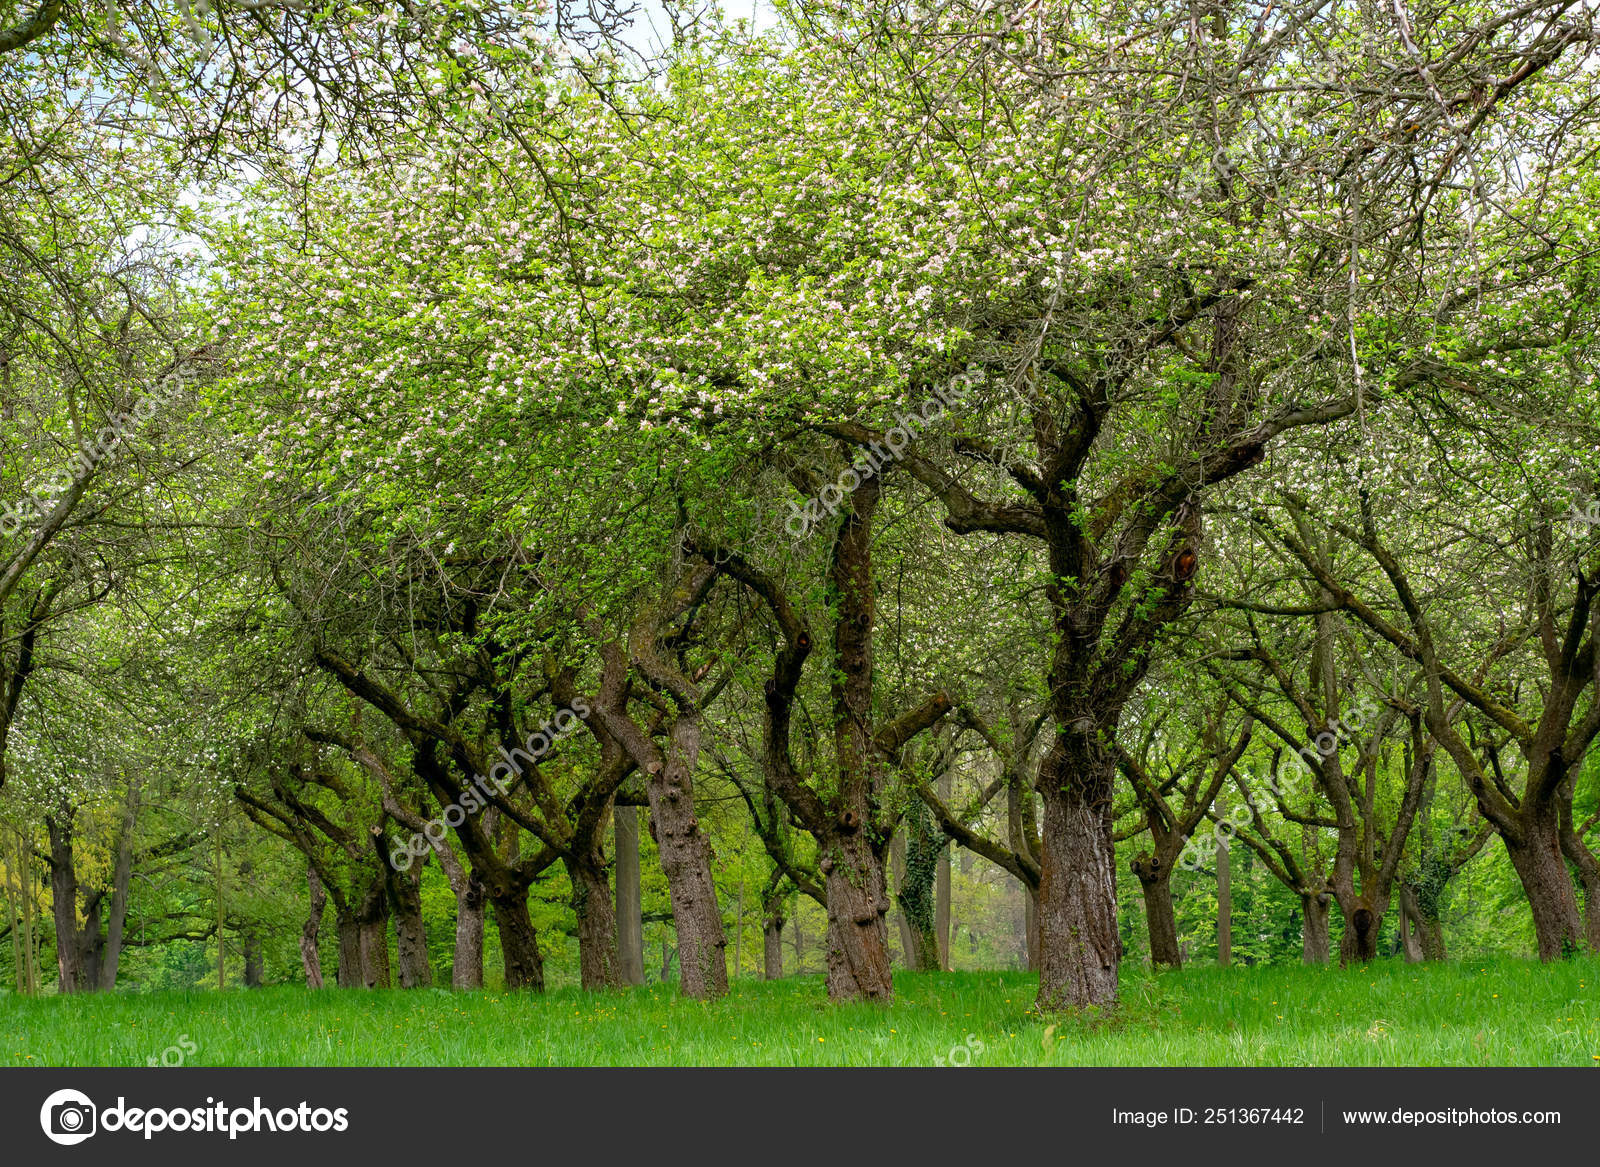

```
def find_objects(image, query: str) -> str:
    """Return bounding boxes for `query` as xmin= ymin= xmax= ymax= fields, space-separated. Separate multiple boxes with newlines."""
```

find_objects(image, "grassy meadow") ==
xmin=5 ymin=958 xmax=1598 ymax=1068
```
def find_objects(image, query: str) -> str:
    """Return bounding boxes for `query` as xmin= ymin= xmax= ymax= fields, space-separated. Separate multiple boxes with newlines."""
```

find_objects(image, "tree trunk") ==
xmin=490 ymin=889 xmax=546 ymax=991
xmin=45 ymin=812 xmax=94 ymax=994
xmin=567 ymin=851 xmax=619 ymax=990
xmin=613 ymin=802 xmax=646 ymax=985
xmin=1034 ymin=738 xmax=1120 ymax=1012
xmin=891 ymin=830 xmax=914 ymax=963
xmin=645 ymin=715 xmax=727 ymax=999
xmin=1399 ymin=882 xmax=1447 ymax=960
xmin=373 ymin=826 xmax=430 ymax=988
xmin=763 ymin=910 xmax=784 ymax=979
xmin=358 ymin=914 xmax=391 ymax=989
xmin=1559 ymin=823 xmax=1600 ymax=954
xmin=1216 ymin=831 xmax=1232 ymax=967
xmin=1338 ymin=894 xmax=1385 ymax=964
xmin=935 ymin=767 xmax=952 ymax=968
xmin=99 ymin=782 xmax=140 ymax=990
xmin=1398 ymin=903 xmax=1422 ymax=962
xmin=389 ymin=868 xmax=432 ymax=989
xmin=1504 ymin=817 xmax=1585 ymax=959
xmin=1132 ymin=858 xmax=1181 ymax=970
xmin=822 ymin=827 xmax=894 ymax=1002
xmin=791 ymin=891 xmax=804 ymax=972
xmin=243 ymin=930 xmax=265 ymax=986
xmin=894 ymin=801 xmax=943 ymax=972
xmin=1580 ymin=868 xmax=1600 ymax=955
xmin=5 ymin=853 xmax=21 ymax=992
xmin=453 ymin=874 xmax=485 ymax=990
xmin=300 ymin=867 xmax=326 ymax=989
xmin=404 ymin=809 xmax=483 ymax=989
xmin=1300 ymin=889 xmax=1332 ymax=964
xmin=733 ymin=873 xmax=744 ymax=978
xmin=335 ymin=913 xmax=361 ymax=988
xmin=13 ymin=830 xmax=39 ymax=994
xmin=1024 ymin=885 xmax=1040 ymax=973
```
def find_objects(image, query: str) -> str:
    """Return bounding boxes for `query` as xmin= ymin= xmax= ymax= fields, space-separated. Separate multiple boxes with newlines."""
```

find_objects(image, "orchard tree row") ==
xmin=1 ymin=0 xmax=1598 ymax=1011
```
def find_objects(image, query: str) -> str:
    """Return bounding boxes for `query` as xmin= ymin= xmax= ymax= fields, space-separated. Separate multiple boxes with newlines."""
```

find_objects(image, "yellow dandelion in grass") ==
xmin=817 ymin=1036 xmax=825 ymax=1043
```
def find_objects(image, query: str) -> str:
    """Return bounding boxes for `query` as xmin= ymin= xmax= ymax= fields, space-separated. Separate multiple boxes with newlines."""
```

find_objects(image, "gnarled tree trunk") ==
xmin=490 ymin=889 xmax=546 ymax=991
xmin=1300 ymin=888 xmax=1332 ymax=964
xmin=645 ymin=716 xmax=727 ymax=999
xmin=822 ymin=826 xmax=894 ymax=1001
xmin=1505 ymin=811 xmax=1584 ymax=960
xmin=568 ymin=850 xmax=619 ymax=990
xmin=1035 ymin=737 xmax=1120 ymax=1011
xmin=1132 ymin=854 xmax=1180 ymax=970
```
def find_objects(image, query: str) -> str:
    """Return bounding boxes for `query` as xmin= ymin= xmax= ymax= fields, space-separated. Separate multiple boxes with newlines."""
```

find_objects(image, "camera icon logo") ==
xmin=39 ymin=1089 xmax=97 ymax=1146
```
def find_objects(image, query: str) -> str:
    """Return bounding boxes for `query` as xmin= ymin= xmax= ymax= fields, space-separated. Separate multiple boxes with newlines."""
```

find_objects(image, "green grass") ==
xmin=4 ymin=957 xmax=1598 ymax=1067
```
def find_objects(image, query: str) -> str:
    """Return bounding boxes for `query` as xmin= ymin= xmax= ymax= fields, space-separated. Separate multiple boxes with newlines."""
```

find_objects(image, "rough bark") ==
xmin=1035 ymin=738 xmax=1120 ymax=1011
xmin=688 ymin=489 xmax=950 ymax=1004
xmin=1505 ymin=815 xmax=1585 ymax=959
xmin=453 ymin=875 xmax=486 ymax=990
xmin=391 ymin=872 xmax=432 ymax=989
xmin=822 ymin=827 xmax=895 ymax=1001
xmin=358 ymin=918 xmax=391 ymax=989
xmin=1300 ymin=888 xmax=1332 ymax=964
xmin=334 ymin=913 xmax=362 ymax=988
xmin=568 ymin=850 xmax=620 ymax=990
xmin=644 ymin=717 xmax=728 ymax=999
xmin=490 ymin=889 xmax=546 ymax=991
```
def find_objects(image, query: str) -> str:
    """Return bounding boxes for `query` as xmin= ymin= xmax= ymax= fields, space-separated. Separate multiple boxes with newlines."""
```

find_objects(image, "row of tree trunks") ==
xmin=688 ymin=495 xmax=951 ymax=1003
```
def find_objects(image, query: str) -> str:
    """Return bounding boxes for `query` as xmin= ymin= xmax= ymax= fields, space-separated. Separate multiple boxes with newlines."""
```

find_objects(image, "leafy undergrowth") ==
xmin=4 ymin=958 xmax=1598 ymax=1067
